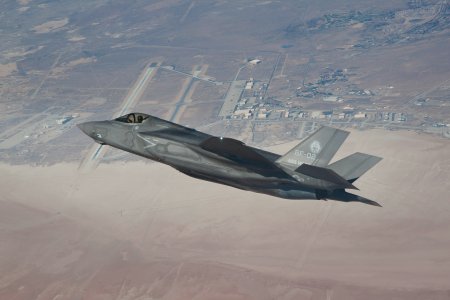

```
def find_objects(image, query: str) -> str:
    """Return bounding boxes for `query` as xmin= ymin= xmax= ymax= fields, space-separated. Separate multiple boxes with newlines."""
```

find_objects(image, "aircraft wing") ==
xmin=200 ymin=137 xmax=291 ymax=178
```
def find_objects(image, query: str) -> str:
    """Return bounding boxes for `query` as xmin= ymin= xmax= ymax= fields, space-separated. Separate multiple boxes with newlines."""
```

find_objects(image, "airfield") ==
xmin=1 ymin=129 xmax=450 ymax=299
xmin=2 ymin=0 xmax=450 ymax=166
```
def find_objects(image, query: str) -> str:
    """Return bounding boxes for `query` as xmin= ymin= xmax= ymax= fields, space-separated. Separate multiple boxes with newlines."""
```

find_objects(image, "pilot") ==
xmin=137 ymin=115 xmax=144 ymax=123
xmin=127 ymin=113 xmax=135 ymax=123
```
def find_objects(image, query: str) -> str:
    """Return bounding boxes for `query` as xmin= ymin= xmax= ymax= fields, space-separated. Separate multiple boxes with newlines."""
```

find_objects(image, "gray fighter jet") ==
xmin=78 ymin=113 xmax=382 ymax=206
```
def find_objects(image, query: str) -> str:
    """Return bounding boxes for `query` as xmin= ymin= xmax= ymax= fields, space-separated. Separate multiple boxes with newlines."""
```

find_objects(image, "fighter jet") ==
xmin=78 ymin=113 xmax=382 ymax=206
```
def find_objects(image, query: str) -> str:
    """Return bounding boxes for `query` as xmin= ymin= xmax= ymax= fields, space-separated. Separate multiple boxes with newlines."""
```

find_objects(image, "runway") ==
xmin=78 ymin=62 xmax=160 ymax=171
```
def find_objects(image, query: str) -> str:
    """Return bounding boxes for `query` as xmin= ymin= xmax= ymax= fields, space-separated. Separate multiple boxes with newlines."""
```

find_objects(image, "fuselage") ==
xmin=78 ymin=114 xmax=330 ymax=200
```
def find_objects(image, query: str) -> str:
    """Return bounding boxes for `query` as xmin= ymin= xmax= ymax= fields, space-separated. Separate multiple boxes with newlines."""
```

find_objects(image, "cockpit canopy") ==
xmin=115 ymin=113 xmax=150 ymax=124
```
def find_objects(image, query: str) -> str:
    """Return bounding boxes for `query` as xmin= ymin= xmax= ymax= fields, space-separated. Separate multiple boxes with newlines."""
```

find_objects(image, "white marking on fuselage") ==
xmin=310 ymin=140 xmax=321 ymax=154
xmin=137 ymin=133 xmax=159 ymax=148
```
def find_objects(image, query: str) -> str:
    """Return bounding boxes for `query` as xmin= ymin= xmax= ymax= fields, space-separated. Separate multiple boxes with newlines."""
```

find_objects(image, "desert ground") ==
xmin=1 ymin=129 xmax=450 ymax=299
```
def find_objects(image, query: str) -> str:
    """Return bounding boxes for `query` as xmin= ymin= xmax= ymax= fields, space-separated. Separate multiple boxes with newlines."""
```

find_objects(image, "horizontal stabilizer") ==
xmin=328 ymin=152 xmax=382 ymax=182
xmin=200 ymin=137 xmax=288 ymax=177
xmin=295 ymin=164 xmax=358 ymax=190
xmin=276 ymin=126 xmax=349 ymax=170
xmin=328 ymin=189 xmax=382 ymax=207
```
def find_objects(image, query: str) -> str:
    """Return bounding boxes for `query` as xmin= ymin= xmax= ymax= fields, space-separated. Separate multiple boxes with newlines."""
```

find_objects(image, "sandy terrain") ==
xmin=0 ymin=63 xmax=17 ymax=77
xmin=16 ymin=0 xmax=30 ymax=5
xmin=1 ymin=129 xmax=450 ymax=299
xmin=50 ymin=57 xmax=97 ymax=77
xmin=67 ymin=35 xmax=86 ymax=42
xmin=33 ymin=18 xmax=69 ymax=34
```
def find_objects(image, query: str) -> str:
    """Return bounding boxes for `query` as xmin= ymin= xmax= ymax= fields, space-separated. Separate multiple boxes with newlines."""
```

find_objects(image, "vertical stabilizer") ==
xmin=276 ymin=126 xmax=349 ymax=170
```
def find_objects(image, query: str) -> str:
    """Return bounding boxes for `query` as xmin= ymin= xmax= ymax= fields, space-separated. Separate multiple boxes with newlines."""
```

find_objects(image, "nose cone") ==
xmin=77 ymin=122 xmax=96 ymax=137
xmin=77 ymin=121 xmax=108 ymax=145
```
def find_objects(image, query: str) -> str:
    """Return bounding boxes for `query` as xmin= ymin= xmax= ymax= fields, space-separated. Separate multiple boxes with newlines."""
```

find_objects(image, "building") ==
xmin=56 ymin=116 xmax=74 ymax=125
xmin=353 ymin=112 xmax=367 ymax=119
xmin=248 ymin=59 xmax=262 ymax=65
xmin=323 ymin=95 xmax=339 ymax=102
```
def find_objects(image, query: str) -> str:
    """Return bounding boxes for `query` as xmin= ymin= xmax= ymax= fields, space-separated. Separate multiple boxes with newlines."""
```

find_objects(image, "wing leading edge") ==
xmin=200 ymin=137 xmax=290 ymax=178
